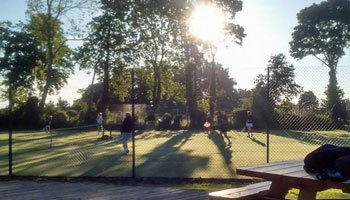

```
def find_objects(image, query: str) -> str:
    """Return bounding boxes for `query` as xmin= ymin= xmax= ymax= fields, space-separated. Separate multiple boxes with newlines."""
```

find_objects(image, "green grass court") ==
xmin=1 ymin=128 xmax=349 ymax=178
xmin=0 ymin=128 xmax=350 ymax=199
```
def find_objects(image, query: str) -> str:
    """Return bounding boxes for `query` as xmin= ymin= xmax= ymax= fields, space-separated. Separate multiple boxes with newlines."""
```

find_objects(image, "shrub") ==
xmin=146 ymin=113 xmax=156 ymax=121
xmin=52 ymin=111 xmax=69 ymax=128
xmin=190 ymin=111 xmax=206 ymax=129
xmin=172 ymin=115 xmax=182 ymax=130
xmin=157 ymin=113 xmax=172 ymax=130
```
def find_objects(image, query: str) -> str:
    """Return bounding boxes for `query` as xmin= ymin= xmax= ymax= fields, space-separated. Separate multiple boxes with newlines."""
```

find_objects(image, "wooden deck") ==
xmin=0 ymin=180 xmax=209 ymax=200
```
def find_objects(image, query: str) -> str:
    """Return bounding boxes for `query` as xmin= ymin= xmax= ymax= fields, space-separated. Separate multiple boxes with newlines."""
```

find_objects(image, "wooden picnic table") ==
xmin=236 ymin=159 xmax=350 ymax=200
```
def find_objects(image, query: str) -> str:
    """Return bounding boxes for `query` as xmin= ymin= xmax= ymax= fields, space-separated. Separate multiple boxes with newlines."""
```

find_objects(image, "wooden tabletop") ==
xmin=237 ymin=160 xmax=350 ymax=199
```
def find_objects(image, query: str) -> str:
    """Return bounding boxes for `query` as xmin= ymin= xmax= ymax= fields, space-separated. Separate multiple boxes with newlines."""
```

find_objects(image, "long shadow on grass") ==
xmin=271 ymin=129 xmax=350 ymax=146
xmin=207 ymin=131 xmax=235 ymax=176
xmin=11 ymin=132 xmax=130 ymax=177
xmin=250 ymin=137 xmax=266 ymax=147
xmin=135 ymin=130 xmax=210 ymax=178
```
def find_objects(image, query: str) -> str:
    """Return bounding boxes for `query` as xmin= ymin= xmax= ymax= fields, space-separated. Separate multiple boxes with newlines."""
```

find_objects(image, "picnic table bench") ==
xmin=209 ymin=160 xmax=350 ymax=200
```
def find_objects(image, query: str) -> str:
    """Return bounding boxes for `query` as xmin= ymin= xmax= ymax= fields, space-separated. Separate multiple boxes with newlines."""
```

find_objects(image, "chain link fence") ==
xmin=1 ymin=65 xmax=349 ymax=179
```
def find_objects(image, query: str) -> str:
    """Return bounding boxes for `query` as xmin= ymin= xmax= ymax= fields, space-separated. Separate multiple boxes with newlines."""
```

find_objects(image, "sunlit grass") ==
xmin=0 ymin=128 xmax=349 ymax=198
xmin=1 ymin=129 xmax=349 ymax=177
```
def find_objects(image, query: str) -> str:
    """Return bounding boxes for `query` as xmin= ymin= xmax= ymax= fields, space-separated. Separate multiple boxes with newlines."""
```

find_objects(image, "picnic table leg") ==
xmin=265 ymin=181 xmax=289 ymax=199
xmin=298 ymin=187 xmax=317 ymax=200
xmin=343 ymin=188 xmax=350 ymax=193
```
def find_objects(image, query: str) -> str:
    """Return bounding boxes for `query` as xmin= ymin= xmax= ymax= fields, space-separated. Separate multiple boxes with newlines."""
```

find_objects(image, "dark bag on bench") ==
xmin=304 ymin=144 xmax=350 ymax=181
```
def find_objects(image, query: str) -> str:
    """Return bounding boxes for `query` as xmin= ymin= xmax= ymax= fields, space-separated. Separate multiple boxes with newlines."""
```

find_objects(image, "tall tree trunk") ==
xmin=327 ymin=66 xmax=343 ymax=125
xmin=209 ymin=57 xmax=216 ymax=120
xmin=100 ymin=52 xmax=110 ymax=116
xmin=186 ymin=62 xmax=196 ymax=127
xmin=156 ymin=65 xmax=161 ymax=109
xmin=84 ymin=65 xmax=97 ymax=123
xmin=99 ymin=22 xmax=111 ymax=116
xmin=152 ymin=63 xmax=159 ymax=113
xmin=39 ymin=2 xmax=54 ymax=110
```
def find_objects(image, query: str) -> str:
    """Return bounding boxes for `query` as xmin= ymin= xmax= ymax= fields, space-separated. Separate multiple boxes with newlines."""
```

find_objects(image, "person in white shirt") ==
xmin=96 ymin=112 xmax=103 ymax=135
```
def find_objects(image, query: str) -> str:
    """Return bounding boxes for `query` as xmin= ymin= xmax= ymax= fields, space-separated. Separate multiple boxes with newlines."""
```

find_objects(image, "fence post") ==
xmin=131 ymin=68 xmax=136 ymax=178
xmin=8 ymin=86 xmax=13 ymax=176
xmin=266 ymin=65 xmax=270 ymax=163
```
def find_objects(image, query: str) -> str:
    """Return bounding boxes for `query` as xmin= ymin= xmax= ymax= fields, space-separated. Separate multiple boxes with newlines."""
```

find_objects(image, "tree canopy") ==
xmin=290 ymin=0 xmax=350 ymax=124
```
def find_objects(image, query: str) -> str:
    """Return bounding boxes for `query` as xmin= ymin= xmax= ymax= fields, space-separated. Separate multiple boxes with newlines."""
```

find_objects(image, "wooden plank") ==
xmin=237 ymin=161 xmax=303 ymax=176
xmin=237 ymin=160 xmax=350 ymax=197
xmin=209 ymin=181 xmax=271 ymax=200
xmin=238 ymin=160 xmax=300 ymax=171
xmin=0 ymin=180 xmax=209 ymax=200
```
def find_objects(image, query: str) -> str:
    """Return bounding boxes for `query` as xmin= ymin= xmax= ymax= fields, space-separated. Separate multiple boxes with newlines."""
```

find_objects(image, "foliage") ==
xmin=290 ymin=0 xmax=350 ymax=62
xmin=235 ymin=89 xmax=253 ymax=111
xmin=274 ymin=111 xmax=336 ymax=131
xmin=157 ymin=113 xmax=173 ymax=130
xmin=172 ymin=115 xmax=183 ymax=130
xmin=133 ymin=2 xmax=182 ymax=111
xmin=71 ymin=99 xmax=88 ymax=125
xmin=27 ymin=9 xmax=75 ymax=109
xmin=76 ymin=5 xmax=138 ymax=114
xmin=266 ymin=54 xmax=301 ymax=105
xmin=52 ymin=110 xmax=70 ymax=128
xmin=290 ymin=0 xmax=350 ymax=124
xmin=198 ymin=61 xmax=239 ymax=113
xmin=298 ymin=91 xmax=319 ymax=110
xmin=14 ymin=96 xmax=41 ymax=129
xmin=251 ymin=54 xmax=301 ymax=128
xmin=0 ymin=21 xmax=44 ymax=131
xmin=146 ymin=113 xmax=156 ymax=122
xmin=110 ymin=67 xmax=131 ymax=103
xmin=0 ymin=21 xmax=42 ymax=92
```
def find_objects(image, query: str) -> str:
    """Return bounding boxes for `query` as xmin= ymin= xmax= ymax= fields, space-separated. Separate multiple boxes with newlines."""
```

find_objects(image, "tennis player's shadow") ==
xmin=208 ymin=130 xmax=233 ymax=164
xmin=250 ymin=137 xmax=266 ymax=147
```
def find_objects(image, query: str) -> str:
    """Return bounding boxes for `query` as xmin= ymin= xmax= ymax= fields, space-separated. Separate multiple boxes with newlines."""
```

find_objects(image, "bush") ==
xmin=190 ymin=111 xmax=207 ymax=129
xmin=172 ymin=115 xmax=182 ymax=130
xmin=146 ymin=113 xmax=156 ymax=121
xmin=274 ymin=112 xmax=336 ymax=131
xmin=52 ymin=111 xmax=70 ymax=128
xmin=157 ymin=113 xmax=172 ymax=130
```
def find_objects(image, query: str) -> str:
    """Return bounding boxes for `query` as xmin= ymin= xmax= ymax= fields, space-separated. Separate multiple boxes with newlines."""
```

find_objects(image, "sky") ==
xmin=0 ymin=0 xmax=350 ymax=108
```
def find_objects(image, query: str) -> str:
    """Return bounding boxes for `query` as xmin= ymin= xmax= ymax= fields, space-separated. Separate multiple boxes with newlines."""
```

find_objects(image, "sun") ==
xmin=189 ymin=4 xmax=226 ymax=43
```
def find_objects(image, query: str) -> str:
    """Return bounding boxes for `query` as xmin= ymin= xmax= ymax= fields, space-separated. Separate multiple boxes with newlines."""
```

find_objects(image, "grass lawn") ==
xmin=0 ymin=128 xmax=349 ymax=178
xmin=0 ymin=128 xmax=349 ymax=198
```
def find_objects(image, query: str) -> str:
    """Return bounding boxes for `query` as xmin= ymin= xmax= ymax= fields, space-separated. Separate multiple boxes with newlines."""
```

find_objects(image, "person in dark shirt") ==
xmin=120 ymin=112 xmax=134 ymax=155
xmin=44 ymin=115 xmax=53 ymax=134
xmin=217 ymin=112 xmax=231 ymax=145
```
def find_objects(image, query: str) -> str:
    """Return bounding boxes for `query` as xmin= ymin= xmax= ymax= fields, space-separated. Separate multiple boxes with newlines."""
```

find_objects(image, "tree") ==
xmin=290 ymin=0 xmax=350 ymax=123
xmin=198 ymin=61 xmax=239 ymax=113
xmin=134 ymin=4 xmax=182 ymax=112
xmin=236 ymin=89 xmax=253 ymax=110
xmin=26 ymin=0 xmax=96 ymax=110
xmin=0 ymin=21 xmax=43 ymax=114
xmin=298 ymin=91 xmax=319 ymax=111
xmin=77 ymin=5 xmax=137 ymax=115
xmin=266 ymin=54 xmax=301 ymax=105
xmin=252 ymin=54 xmax=301 ymax=127
xmin=16 ymin=96 xmax=41 ymax=129
xmin=0 ymin=21 xmax=43 ymax=173
xmin=186 ymin=0 xmax=245 ymax=126
xmin=28 ymin=13 xmax=73 ymax=110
